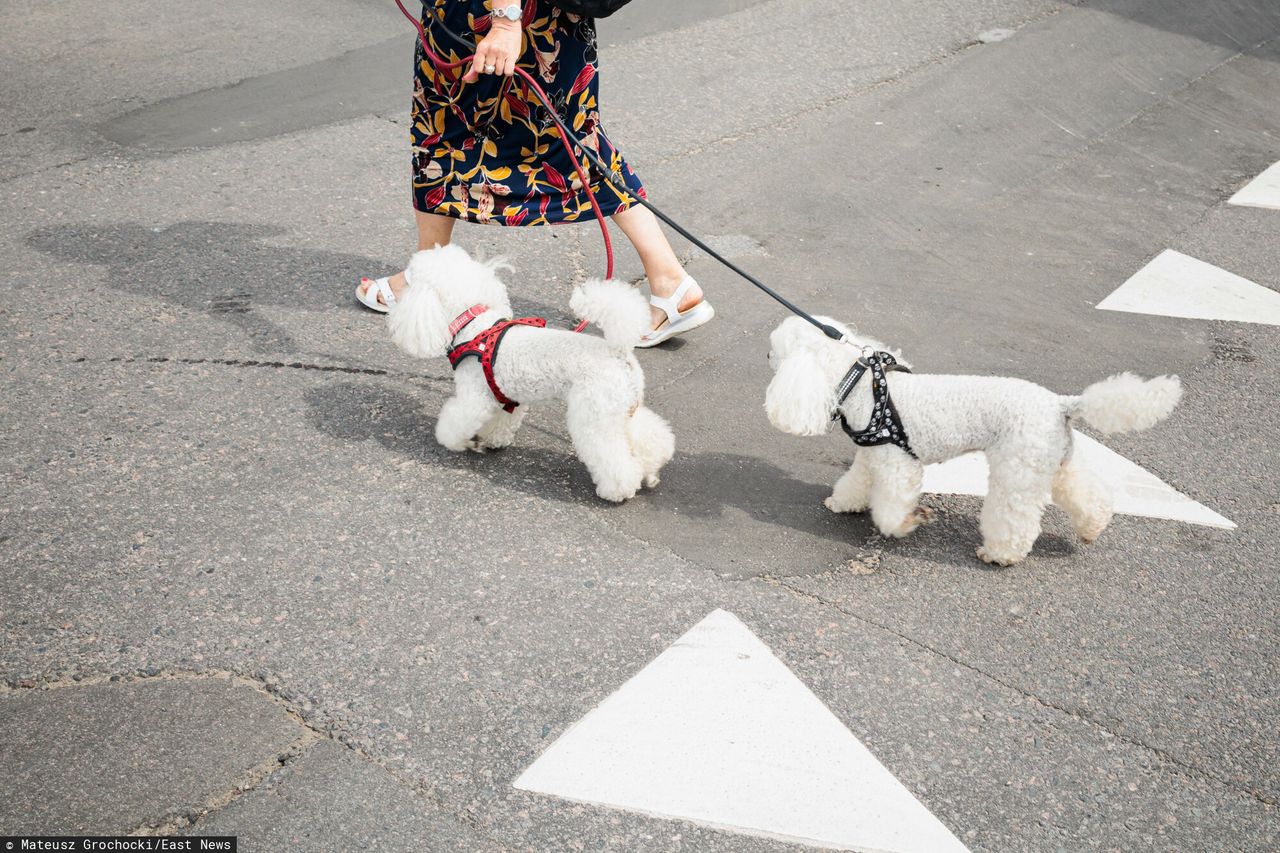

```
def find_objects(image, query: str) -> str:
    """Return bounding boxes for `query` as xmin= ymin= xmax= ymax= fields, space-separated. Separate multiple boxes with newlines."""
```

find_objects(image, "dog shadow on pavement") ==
xmin=305 ymin=381 xmax=1080 ymax=573
xmin=304 ymin=380 xmax=877 ymax=555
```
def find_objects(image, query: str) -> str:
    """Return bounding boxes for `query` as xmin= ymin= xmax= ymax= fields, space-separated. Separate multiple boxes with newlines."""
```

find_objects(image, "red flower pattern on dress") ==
xmin=410 ymin=0 xmax=645 ymax=225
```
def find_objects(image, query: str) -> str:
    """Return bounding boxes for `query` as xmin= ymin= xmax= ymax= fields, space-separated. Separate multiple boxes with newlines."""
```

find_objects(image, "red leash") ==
xmin=393 ymin=0 xmax=622 ymax=332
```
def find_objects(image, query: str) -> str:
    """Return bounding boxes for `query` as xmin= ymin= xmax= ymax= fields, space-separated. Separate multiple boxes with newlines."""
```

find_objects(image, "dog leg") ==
xmin=475 ymin=407 xmax=526 ymax=451
xmin=567 ymin=391 xmax=644 ymax=503
xmin=435 ymin=393 xmax=500 ymax=453
xmin=826 ymin=450 xmax=873 ymax=513
xmin=977 ymin=458 xmax=1052 ymax=566
xmin=1052 ymin=456 xmax=1113 ymax=544
xmin=627 ymin=405 xmax=675 ymax=489
xmin=867 ymin=450 xmax=930 ymax=538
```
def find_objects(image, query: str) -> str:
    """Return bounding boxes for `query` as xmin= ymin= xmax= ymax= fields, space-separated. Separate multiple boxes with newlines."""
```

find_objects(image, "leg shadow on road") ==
xmin=24 ymin=222 xmax=573 ymax=356
xmin=27 ymin=221 xmax=405 ymax=354
xmin=27 ymin=221 xmax=573 ymax=357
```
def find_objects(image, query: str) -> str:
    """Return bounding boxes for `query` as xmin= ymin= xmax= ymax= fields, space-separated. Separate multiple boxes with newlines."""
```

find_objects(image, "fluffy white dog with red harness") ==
xmin=387 ymin=244 xmax=674 ymax=502
xmin=765 ymin=315 xmax=1183 ymax=565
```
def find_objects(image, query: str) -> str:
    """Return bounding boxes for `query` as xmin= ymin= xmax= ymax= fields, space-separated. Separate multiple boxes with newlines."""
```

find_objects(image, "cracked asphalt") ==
xmin=2 ymin=0 xmax=1279 ymax=850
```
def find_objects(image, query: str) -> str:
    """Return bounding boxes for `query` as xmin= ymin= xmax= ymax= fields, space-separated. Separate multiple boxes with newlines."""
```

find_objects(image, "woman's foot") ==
xmin=638 ymin=274 xmax=715 ymax=347
xmin=356 ymin=270 xmax=409 ymax=313
xmin=645 ymin=272 xmax=703 ymax=329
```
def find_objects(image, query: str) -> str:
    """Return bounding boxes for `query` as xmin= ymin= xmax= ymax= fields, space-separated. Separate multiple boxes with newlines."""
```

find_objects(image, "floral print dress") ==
xmin=411 ymin=0 xmax=646 ymax=225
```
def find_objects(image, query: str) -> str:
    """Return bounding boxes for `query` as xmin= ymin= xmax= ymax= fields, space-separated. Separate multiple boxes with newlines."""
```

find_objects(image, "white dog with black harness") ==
xmin=764 ymin=315 xmax=1183 ymax=565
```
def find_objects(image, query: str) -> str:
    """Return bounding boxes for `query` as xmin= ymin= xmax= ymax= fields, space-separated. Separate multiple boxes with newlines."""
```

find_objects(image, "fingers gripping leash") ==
xmin=393 ymin=0 xmax=846 ymax=343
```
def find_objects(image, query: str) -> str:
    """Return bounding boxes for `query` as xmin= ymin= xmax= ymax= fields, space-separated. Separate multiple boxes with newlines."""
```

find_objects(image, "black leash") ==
xmin=424 ymin=10 xmax=847 ymax=342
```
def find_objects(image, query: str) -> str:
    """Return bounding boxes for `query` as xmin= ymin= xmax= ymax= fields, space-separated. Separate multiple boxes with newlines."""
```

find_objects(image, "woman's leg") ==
xmin=612 ymin=204 xmax=704 ymax=329
xmin=359 ymin=210 xmax=457 ymax=307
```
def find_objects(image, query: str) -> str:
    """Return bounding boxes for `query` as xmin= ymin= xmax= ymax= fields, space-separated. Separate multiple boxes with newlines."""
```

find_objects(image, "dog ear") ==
xmin=768 ymin=316 xmax=810 ymax=361
xmin=386 ymin=279 xmax=451 ymax=359
xmin=765 ymin=349 xmax=835 ymax=436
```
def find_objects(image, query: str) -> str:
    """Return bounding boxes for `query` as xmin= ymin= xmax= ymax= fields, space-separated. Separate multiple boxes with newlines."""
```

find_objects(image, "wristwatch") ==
xmin=492 ymin=3 xmax=521 ymax=21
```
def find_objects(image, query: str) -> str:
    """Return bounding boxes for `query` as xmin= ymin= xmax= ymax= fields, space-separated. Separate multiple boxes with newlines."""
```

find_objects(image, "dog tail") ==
xmin=570 ymin=280 xmax=650 ymax=349
xmin=1065 ymin=372 xmax=1182 ymax=434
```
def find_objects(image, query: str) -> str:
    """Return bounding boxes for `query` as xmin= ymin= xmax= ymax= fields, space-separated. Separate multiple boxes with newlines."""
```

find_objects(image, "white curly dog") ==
xmin=765 ymin=315 xmax=1183 ymax=565
xmin=387 ymin=244 xmax=674 ymax=502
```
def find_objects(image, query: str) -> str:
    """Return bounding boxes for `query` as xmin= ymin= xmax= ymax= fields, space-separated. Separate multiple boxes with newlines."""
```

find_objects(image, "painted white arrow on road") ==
xmin=1096 ymin=249 xmax=1280 ymax=325
xmin=922 ymin=430 xmax=1234 ymax=529
xmin=1229 ymin=160 xmax=1280 ymax=210
xmin=515 ymin=609 xmax=969 ymax=852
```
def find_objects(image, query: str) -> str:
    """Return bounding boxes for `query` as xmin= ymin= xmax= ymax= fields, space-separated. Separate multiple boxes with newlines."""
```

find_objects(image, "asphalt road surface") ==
xmin=3 ymin=1 xmax=1279 ymax=850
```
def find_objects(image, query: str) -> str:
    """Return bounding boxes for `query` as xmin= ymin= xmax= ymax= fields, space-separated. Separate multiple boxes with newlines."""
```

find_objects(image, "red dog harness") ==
xmin=446 ymin=304 xmax=546 ymax=413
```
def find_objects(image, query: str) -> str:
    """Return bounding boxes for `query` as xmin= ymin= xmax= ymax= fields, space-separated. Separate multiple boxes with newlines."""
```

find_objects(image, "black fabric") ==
xmin=835 ymin=352 xmax=915 ymax=457
xmin=553 ymin=0 xmax=634 ymax=18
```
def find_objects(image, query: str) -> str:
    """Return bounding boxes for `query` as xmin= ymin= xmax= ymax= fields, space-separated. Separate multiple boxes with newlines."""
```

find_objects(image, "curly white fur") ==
xmin=570 ymin=279 xmax=652 ymax=348
xmin=1064 ymin=372 xmax=1182 ymax=433
xmin=765 ymin=315 xmax=1182 ymax=565
xmin=387 ymin=245 xmax=674 ymax=502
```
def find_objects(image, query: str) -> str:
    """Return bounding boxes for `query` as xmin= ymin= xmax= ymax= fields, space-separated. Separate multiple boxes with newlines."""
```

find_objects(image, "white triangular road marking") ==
xmin=1096 ymin=250 xmax=1280 ymax=325
xmin=922 ymin=431 xmax=1234 ymax=529
xmin=515 ymin=609 xmax=969 ymax=853
xmin=1229 ymin=161 xmax=1280 ymax=210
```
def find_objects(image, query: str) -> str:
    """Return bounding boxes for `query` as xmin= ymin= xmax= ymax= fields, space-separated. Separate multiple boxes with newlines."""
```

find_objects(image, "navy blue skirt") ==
xmin=411 ymin=0 xmax=646 ymax=225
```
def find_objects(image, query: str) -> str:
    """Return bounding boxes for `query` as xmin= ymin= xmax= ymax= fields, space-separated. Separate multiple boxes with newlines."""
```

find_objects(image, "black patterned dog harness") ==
xmin=832 ymin=351 xmax=915 ymax=457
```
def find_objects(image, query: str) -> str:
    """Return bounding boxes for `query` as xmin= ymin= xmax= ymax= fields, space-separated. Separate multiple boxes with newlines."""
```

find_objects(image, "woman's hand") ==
xmin=463 ymin=18 xmax=522 ymax=82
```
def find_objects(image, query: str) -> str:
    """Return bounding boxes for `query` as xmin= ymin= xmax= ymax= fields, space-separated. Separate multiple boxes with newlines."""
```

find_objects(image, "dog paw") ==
xmin=475 ymin=428 xmax=519 ymax=451
xmin=643 ymin=473 xmax=660 ymax=489
xmin=825 ymin=496 xmax=867 ymax=514
xmin=1078 ymin=522 xmax=1108 ymax=544
xmin=976 ymin=545 xmax=1021 ymax=567
xmin=913 ymin=505 xmax=936 ymax=524
xmin=596 ymin=485 xmax=638 ymax=503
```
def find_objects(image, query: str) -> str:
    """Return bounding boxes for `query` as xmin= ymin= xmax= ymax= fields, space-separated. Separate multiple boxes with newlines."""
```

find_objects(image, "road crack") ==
xmin=2 ymin=668 xmax=511 ymax=846
xmin=64 ymin=353 xmax=450 ymax=386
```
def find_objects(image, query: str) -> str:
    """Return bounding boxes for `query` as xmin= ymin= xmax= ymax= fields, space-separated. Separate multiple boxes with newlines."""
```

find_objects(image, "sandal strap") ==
xmin=373 ymin=277 xmax=397 ymax=308
xmin=649 ymin=276 xmax=697 ymax=324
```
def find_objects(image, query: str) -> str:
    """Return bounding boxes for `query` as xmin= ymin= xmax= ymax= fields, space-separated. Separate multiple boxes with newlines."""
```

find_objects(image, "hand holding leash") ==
xmin=464 ymin=15 xmax=521 ymax=81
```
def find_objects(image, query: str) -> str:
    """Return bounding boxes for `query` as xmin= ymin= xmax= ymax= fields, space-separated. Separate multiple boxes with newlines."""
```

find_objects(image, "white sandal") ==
xmin=637 ymin=277 xmax=715 ymax=348
xmin=356 ymin=267 xmax=410 ymax=314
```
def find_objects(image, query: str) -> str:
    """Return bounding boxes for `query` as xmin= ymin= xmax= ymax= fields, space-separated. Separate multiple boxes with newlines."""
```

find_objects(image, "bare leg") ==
xmin=612 ymin=204 xmax=704 ymax=329
xmin=359 ymin=210 xmax=457 ymax=307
